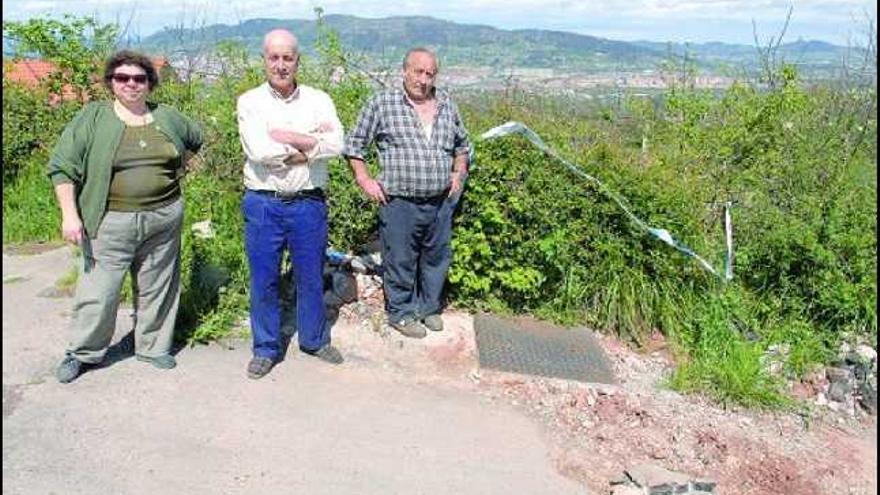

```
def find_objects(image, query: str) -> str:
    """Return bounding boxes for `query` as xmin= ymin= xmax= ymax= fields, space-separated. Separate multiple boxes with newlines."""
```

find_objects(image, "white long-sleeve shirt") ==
xmin=236 ymin=82 xmax=344 ymax=193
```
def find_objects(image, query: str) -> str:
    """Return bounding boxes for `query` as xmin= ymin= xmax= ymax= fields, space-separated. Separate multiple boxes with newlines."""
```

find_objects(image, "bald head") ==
xmin=262 ymin=29 xmax=300 ymax=95
xmin=263 ymin=29 xmax=298 ymax=55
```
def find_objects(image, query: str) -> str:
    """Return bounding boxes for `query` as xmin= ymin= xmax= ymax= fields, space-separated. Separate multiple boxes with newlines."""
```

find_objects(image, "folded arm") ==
xmin=269 ymin=95 xmax=344 ymax=164
xmin=237 ymin=97 xmax=304 ymax=168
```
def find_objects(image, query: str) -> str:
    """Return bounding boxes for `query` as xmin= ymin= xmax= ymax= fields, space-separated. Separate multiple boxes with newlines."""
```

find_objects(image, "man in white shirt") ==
xmin=237 ymin=29 xmax=344 ymax=379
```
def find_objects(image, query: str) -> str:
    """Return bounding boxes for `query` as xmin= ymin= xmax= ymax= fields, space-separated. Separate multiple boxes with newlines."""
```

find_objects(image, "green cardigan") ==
xmin=47 ymin=100 xmax=203 ymax=238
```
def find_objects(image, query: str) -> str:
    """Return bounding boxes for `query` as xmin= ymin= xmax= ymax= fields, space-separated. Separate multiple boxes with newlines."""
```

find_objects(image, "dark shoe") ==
xmin=136 ymin=354 xmax=177 ymax=369
xmin=421 ymin=314 xmax=444 ymax=332
xmin=390 ymin=318 xmax=427 ymax=339
xmin=56 ymin=355 xmax=84 ymax=383
xmin=303 ymin=344 xmax=344 ymax=365
xmin=247 ymin=356 xmax=275 ymax=379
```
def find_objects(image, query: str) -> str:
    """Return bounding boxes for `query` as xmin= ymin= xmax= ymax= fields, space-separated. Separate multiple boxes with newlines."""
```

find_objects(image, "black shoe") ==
xmin=247 ymin=356 xmax=275 ymax=379
xmin=56 ymin=356 xmax=84 ymax=383
xmin=303 ymin=344 xmax=344 ymax=365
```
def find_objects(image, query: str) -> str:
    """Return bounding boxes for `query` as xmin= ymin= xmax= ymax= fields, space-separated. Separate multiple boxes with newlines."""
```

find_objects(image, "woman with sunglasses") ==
xmin=47 ymin=50 xmax=203 ymax=383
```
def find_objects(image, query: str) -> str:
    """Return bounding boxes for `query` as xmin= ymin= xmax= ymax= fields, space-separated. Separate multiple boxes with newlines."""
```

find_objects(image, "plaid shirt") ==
xmin=343 ymin=87 xmax=470 ymax=198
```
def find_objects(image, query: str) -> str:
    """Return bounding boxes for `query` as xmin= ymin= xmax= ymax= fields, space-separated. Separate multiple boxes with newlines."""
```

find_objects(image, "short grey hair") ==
xmin=402 ymin=47 xmax=438 ymax=71
xmin=262 ymin=29 xmax=299 ymax=54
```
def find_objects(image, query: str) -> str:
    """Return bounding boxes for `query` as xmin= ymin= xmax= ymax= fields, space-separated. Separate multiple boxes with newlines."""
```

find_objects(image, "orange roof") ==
xmin=3 ymin=57 xmax=169 ymax=88
xmin=4 ymin=56 xmax=170 ymax=104
xmin=4 ymin=59 xmax=85 ymax=103
xmin=3 ymin=59 xmax=59 ymax=86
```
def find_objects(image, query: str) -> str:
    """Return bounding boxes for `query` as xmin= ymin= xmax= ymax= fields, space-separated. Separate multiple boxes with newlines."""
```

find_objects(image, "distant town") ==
xmin=163 ymin=52 xmax=738 ymax=95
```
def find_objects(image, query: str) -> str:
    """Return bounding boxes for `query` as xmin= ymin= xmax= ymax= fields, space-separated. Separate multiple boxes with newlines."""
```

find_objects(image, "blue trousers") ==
xmin=242 ymin=190 xmax=328 ymax=359
xmin=379 ymin=194 xmax=454 ymax=323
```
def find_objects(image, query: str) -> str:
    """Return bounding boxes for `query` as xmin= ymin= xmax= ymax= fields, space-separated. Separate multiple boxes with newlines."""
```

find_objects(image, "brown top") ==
xmin=107 ymin=124 xmax=181 ymax=211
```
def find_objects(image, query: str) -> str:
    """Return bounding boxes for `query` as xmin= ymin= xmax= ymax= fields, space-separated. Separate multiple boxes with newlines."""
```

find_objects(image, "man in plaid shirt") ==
xmin=344 ymin=47 xmax=470 ymax=338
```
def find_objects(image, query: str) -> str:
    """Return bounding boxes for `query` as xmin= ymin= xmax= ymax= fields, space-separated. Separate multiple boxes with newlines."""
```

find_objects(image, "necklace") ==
xmin=138 ymin=114 xmax=147 ymax=149
xmin=114 ymin=100 xmax=151 ymax=148
xmin=138 ymin=114 xmax=148 ymax=149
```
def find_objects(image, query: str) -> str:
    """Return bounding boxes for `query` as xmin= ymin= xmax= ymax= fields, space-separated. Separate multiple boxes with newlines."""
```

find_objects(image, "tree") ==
xmin=3 ymin=15 xmax=119 ymax=99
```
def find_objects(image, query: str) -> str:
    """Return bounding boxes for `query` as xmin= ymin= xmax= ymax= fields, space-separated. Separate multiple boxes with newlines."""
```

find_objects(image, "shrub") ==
xmin=2 ymin=16 xmax=876 ymax=408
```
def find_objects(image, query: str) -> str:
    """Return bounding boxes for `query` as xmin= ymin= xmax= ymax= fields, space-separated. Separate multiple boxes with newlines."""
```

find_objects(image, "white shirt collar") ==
xmin=267 ymin=82 xmax=300 ymax=103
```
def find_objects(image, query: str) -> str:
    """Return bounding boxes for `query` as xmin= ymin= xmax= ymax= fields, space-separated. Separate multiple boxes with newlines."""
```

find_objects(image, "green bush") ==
xmin=2 ymin=16 xmax=876 ymax=408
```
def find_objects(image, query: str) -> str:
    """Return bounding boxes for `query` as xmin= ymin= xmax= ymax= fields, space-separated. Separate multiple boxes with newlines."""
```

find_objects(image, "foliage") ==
xmin=667 ymin=289 xmax=790 ymax=408
xmin=2 ymin=15 xmax=876 ymax=408
xmin=450 ymin=63 xmax=875 ymax=405
xmin=2 ymin=16 xmax=117 ymax=99
xmin=1 ymin=76 xmax=81 ymax=183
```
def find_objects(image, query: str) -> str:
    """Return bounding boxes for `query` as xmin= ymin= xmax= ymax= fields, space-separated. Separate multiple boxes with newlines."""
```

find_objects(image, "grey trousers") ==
xmin=67 ymin=198 xmax=184 ymax=363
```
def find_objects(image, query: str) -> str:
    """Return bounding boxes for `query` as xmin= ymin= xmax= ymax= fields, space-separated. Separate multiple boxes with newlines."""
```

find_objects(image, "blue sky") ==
xmin=2 ymin=0 xmax=876 ymax=45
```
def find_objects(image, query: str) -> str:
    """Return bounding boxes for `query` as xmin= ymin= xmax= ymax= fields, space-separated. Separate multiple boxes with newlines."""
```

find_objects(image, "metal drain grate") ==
xmin=474 ymin=313 xmax=616 ymax=384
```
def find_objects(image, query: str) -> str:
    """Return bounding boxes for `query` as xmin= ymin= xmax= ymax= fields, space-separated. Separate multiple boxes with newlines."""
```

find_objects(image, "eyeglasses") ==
xmin=111 ymin=73 xmax=148 ymax=85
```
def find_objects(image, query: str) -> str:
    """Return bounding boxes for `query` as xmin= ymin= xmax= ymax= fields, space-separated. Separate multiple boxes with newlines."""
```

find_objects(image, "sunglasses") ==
xmin=111 ymin=73 xmax=148 ymax=84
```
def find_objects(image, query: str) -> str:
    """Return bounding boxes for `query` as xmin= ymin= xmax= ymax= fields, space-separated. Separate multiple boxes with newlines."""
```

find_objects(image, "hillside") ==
xmin=138 ymin=14 xmax=858 ymax=76
xmin=141 ymin=15 xmax=665 ymax=71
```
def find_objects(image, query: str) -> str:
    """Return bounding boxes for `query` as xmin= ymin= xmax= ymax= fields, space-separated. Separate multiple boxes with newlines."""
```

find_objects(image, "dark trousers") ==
xmin=379 ymin=194 xmax=454 ymax=323
xmin=242 ymin=190 xmax=328 ymax=359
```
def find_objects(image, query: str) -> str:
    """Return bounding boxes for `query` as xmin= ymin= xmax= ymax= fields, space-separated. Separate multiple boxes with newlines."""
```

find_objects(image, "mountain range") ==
xmin=137 ymin=14 xmax=860 ymax=77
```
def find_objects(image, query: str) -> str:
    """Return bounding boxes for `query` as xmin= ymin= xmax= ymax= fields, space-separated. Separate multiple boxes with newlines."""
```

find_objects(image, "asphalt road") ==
xmin=2 ymin=246 xmax=586 ymax=495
